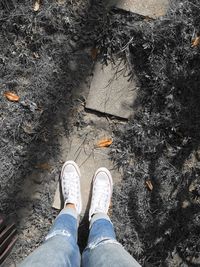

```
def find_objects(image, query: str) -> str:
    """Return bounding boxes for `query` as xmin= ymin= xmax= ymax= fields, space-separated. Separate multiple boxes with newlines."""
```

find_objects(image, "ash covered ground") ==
xmin=1 ymin=0 xmax=200 ymax=266
xmin=0 ymin=0 xmax=92 ymax=263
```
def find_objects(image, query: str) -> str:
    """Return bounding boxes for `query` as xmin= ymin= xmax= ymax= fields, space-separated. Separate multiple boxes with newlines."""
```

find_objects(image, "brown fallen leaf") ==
xmin=35 ymin=163 xmax=52 ymax=172
xmin=145 ymin=180 xmax=153 ymax=191
xmin=33 ymin=0 xmax=40 ymax=11
xmin=91 ymin=47 xmax=98 ymax=60
xmin=192 ymin=36 xmax=200 ymax=47
xmin=4 ymin=91 xmax=20 ymax=102
xmin=96 ymin=138 xmax=113 ymax=148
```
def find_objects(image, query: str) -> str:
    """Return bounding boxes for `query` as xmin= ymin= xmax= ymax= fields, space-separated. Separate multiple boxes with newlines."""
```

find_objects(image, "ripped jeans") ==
xmin=19 ymin=209 xmax=141 ymax=267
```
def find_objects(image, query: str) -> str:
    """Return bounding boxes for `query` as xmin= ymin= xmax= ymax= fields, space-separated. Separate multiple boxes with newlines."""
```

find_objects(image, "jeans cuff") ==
xmin=59 ymin=207 xmax=78 ymax=219
xmin=90 ymin=213 xmax=111 ymax=228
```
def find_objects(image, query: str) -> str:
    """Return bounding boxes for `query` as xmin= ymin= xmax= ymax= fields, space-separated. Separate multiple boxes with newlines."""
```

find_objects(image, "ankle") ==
xmin=90 ymin=212 xmax=111 ymax=227
xmin=65 ymin=203 xmax=76 ymax=211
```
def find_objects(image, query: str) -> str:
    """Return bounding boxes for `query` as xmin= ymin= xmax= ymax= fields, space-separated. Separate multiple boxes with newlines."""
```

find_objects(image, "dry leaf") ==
xmin=91 ymin=48 xmax=98 ymax=60
xmin=35 ymin=163 xmax=52 ymax=171
xmin=192 ymin=36 xmax=200 ymax=47
xmin=96 ymin=138 xmax=113 ymax=148
xmin=33 ymin=0 xmax=40 ymax=11
xmin=145 ymin=180 xmax=153 ymax=191
xmin=4 ymin=91 xmax=20 ymax=102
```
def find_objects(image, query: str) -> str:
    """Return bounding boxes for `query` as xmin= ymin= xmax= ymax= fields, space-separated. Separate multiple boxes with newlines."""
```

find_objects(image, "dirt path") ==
xmin=3 ymin=57 xmax=127 ymax=266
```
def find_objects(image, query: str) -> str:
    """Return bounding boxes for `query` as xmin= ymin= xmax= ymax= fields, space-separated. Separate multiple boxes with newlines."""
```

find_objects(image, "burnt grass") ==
xmin=1 ymin=0 xmax=200 ymax=266
xmin=0 ymin=0 xmax=93 ymax=263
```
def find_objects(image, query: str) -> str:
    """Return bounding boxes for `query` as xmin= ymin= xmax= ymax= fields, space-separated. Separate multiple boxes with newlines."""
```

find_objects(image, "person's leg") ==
xmin=19 ymin=207 xmax=80 ymax=267
xmin=82 ymin=213 xmax=141 ymax=267
xmin=19 ymin=161 xmax=82 ymax=267
xmin=82 ymin=168 xmax=141 ymax=267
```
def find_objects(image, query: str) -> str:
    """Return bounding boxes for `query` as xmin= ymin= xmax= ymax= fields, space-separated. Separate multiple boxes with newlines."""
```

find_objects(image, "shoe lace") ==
xmin=63 ymin=173 xmax=79 ymax=199
xmin=93 ymin=187 xmax=109 ymax=212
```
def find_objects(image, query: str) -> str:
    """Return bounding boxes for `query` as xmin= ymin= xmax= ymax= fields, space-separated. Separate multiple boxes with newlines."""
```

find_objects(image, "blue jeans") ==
xmin=19 ymin=209 xmax=141 ymax=267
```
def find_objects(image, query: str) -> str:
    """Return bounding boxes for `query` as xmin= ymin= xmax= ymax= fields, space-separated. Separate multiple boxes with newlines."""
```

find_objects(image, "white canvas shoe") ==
xmin=61 ymin=160 xmax=82 ymax=215
xmin=89 ymin=167 xmax=113 ymax=221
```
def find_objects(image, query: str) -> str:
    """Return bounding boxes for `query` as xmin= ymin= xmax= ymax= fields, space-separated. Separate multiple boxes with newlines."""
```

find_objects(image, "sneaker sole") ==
xmin=61 ymin=160 xmax=82 ymax=214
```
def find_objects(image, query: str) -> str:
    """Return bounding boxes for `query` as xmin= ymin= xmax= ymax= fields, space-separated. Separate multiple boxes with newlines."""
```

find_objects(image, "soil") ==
xmin=1 ymin=0 xmax=200 ymax=266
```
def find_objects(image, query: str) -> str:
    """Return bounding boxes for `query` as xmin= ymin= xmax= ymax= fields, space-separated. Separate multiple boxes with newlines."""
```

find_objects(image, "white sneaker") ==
xmin=89 ymin=167 xmax=113 ymax=221
xmin=61 ymin=160 xmax=82 ymax=215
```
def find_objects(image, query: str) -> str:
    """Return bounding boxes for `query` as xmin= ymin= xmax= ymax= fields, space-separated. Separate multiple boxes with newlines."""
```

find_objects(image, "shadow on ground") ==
xmin=105 ymin=1 xmax=200 ymax=266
